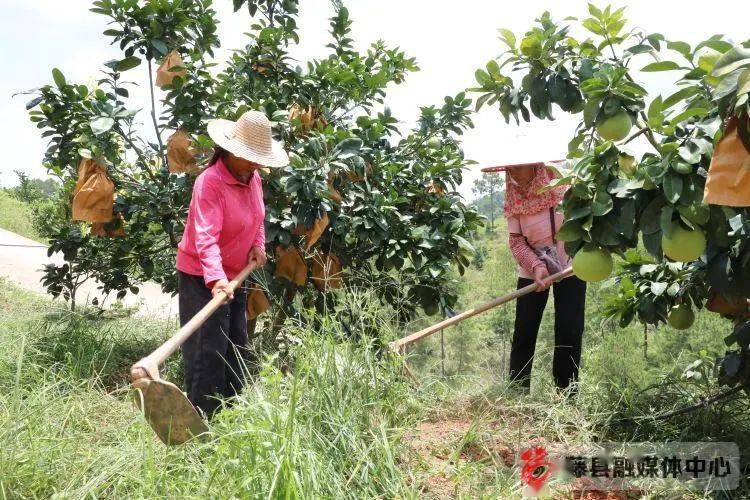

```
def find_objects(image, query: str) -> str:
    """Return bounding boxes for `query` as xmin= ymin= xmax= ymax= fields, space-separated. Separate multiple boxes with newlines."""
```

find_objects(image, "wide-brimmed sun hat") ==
xmin=481 ymin=159 xmax=567 ymax=173
xmin=207 ymin=110 xmax=289 ymax=168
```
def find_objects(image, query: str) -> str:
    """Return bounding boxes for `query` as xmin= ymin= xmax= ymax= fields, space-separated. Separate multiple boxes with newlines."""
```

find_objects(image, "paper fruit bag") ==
xmin=167 ymin=129 xmax=198 ymax=173
xmin=72 ymin=158 xmax=114 ymax=223
xmin=156 ymin=50 xmax=187 ymax=89
xmin=704 ymin=117 xmax=750 ymax=207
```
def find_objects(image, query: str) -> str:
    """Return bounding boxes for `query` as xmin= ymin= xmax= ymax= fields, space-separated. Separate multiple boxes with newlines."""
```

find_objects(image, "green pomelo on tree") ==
xmin=427 ymin=137 xmax=442 ymax=149
xmin=520 ymin=36 xmax=542 ymax=58
xmin=662 ymin=222 xmax=707 ymax=262
xmin=617 ymin=153 xmax=636 ymax=175
xmin=668 ymin=304 xmax=695 ymax=330
xmin=572 ymin=247 xmax=613 ymax=282
xmin=596 ymin=110 xmax=632 ymax=142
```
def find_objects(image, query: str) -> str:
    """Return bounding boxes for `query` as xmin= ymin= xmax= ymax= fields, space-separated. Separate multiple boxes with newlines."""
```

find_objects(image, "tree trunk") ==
xmin=489 ymin=185 xmax=495 ymax=232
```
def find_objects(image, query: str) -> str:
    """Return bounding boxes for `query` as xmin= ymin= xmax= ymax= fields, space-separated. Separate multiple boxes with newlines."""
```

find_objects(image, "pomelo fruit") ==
xmin=618 ymin=153 xmax=636 ymax=175
xmin=422 ymin=301 xmax=439 ymax=316
xmin=596 ymin=110 xmax=632 ymax=142
xmin=661 ymin=222 xmax=706 ymax=262
xmin=427 ymin=137 xmax=441 ymax=149
xmin=520 ymin=36 xmax=542 ymax=58
xmin=668 ymin=304 xmax=695 ymax=330
xmin=572 ymin=247 xmax=613 ymax=282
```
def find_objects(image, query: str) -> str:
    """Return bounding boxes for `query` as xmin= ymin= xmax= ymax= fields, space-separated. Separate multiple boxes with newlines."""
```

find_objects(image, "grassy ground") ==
xmin=1 ymin=220 xmax=749 ymax=497
xmin=0 ymin=191 xmax=40 ymax=241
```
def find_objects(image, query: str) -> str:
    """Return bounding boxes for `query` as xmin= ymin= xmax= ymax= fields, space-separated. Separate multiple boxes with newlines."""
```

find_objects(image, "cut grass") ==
xmin=0 ymin=191 xmax=40 ymax=241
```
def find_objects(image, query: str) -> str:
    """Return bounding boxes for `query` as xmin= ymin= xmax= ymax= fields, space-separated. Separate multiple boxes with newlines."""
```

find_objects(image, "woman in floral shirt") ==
xmin=501 ymin=162 xmax=586 ymax=393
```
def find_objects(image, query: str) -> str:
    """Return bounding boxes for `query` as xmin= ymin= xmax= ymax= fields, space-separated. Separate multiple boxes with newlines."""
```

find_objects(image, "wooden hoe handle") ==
xmin=130 ymin=261 xmax=258 ymax=382
xmin=391 ymin=267 xmax=574 ymax=352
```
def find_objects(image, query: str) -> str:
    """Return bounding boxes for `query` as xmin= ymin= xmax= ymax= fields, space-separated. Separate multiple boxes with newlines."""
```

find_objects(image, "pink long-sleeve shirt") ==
xmin=176 ymin=158 xmax=265 ymax=287
xmin=507 ymin=208 xmax=570 ymax=279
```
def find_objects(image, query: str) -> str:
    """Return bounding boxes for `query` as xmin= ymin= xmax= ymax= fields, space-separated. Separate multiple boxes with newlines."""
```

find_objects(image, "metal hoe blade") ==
xmin=133 ymin=378 xmax=208 ymax=445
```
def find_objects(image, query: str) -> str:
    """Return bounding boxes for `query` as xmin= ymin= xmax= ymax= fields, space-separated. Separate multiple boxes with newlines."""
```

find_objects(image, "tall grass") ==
xmin=0 ymin=190 xmax=40 ymax=241
xmin=2 ymin=212 xmax=750 ymax=500
xmin=0 ymin=283 xmax=421 ymax=498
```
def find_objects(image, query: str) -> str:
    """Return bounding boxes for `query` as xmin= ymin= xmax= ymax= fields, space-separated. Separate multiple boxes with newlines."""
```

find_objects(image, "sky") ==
xmin=1 ymin=0 xmax=748 ymax=199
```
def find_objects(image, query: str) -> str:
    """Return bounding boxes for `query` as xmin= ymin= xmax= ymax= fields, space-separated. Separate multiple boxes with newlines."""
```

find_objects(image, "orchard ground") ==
xmin=1 ymin=212 xmax=749 ymax=497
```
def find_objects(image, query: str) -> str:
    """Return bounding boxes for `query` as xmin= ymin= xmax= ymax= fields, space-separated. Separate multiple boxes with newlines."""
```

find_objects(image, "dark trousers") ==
xmin=178 ymin=271 xmax=249 ymax=417
xmin=509 ymin=275 xmax=586 ymax=391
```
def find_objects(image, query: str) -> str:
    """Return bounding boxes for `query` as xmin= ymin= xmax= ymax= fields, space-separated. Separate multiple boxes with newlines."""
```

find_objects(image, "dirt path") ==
xmin=0 ymin=227 xmax=177 ymax=317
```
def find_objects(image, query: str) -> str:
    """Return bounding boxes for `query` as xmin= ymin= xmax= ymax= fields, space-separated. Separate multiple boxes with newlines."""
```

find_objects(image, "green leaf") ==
xmin=646 ymin=33 xmax=665 ymax=51
xmin=556 ymin=220 xmax=584 ymax=242
xmin=475 ymin=93 xmax=492 ymax=111
xmin=591 ymin=191 xmax=613 ymax=216
xmin=641 ymin=198 xmax=665 ymax=234
xmin=641 ymin=61 xmax=682 ymax=72
xmin=475 ymin=69 xmax=491 ymax=86
xmin=588 ymin=3 xmax=603 ymax=18
xmin=25 ymin=96 xmax=44 ymax=110
xmin=486 ymin=59 xmax=501 ymax=77
xmin=498 ymin=28 xmax=516 ymax=49
xmin=737 ymin=68 xmax=750 ymax=97
xmin=52 ymin=68 xmax=66 ymax=88
xmin=651 ymin=282 xmax=668 ymax=296
xmin=663 ymin=172 xmax=683 ymax=204
xmin=662 ymin=86 xmax=700 ymax=110
xmin=115 ymin=56 xmax=141 ymax=72
xmin=90 ymin=116 xmax=115 ymax=135
xmin=335 ymin=138 xmax=362 ymax=157
xmin=582 ymin=18 xmax=605 ymax=36
xmin=713 ymin=45 xmax=750 ymax=77
xmin=569 ymin=205 xmax=592 ymax=221
xmin=647 ymin=95 xmax=663 ymax=128
xmin=642 ymin=230 xmax=663 ymax=259
xmin=669 ymin=107 xmax=707 ymax=126
xmin=666 ymin=40 xmax=691 ymax=58
xmin=696 ymin=39 xmax=733 ymax=54
xmin=583 ymin=98 xmax=601 ymax=127
xmin=660 ymin=205 xmax=674 ymax=236
xmin=151 ymin=39 xmax=169 ymax=57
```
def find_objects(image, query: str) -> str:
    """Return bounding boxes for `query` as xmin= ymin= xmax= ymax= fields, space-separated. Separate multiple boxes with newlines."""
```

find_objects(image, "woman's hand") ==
xmin=248 ymin=245 xmax=267 ymax=268
xmin=533 ymin=266 xmax=550 ymax=291
xmin=211 ymin=279 xmax=234 ymax=303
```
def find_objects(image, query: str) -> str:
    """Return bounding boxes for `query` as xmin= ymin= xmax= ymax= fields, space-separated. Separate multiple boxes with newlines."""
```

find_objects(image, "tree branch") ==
xmin=653 ymin=383 xmax=748 ymax=421
xmin=146 ymin=61 xmax=167 ymax=167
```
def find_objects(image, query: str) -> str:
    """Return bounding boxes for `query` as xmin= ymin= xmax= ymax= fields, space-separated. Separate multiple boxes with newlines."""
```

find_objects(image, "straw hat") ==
xmin=481 ymin=160 xmax=567 ymax=173
xmin=207 ymin=110 xmax=289 ymax=168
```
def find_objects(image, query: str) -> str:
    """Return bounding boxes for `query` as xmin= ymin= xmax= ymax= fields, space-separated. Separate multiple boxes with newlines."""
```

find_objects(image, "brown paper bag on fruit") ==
xmin=156 ymin=50 xmax=187 ymax=89
xmin=327 ymin=174 xmax=343 ymax=203
xmin=167 ymin=129 xmax=197 ymax=173
xmin=73 ymin=158 xmax=114 ymax=223
xmin=311 ymin=251 xmax=342 ymax=292
xmin=275 ymin=246 xmax=307 ymax=286
xmin=246 ymin=286 xmax=271 ymax=320
xmin=704 ymin=117 xmax=750 ymax=207
xmin=91 ymin=213 xmax=125 ymax=238
xmin=293 ymin=213 xmax=329 ymax=250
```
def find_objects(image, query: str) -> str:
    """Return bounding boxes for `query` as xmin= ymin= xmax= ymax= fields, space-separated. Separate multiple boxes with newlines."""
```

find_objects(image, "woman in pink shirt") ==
xmin=502 ymin=162 xmax=586 ymax=394
xmin=177 ymin=110 xmax=288 ymax=417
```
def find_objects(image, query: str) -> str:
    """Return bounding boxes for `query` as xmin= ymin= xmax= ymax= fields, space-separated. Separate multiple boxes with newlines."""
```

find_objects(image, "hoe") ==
xmin=131 ymin=264 xmax=573 ymax=444
xmin=130 ymin=261 xmax=257 ymax=446
xmin=390 ymin=267 xmax=574 ymax=354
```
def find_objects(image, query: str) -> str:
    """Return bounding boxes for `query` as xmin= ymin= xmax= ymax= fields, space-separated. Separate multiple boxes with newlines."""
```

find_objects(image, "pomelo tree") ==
xmin=24 ymin=0 xmax=481 ymax=333
xmin=472 ymin=5 xmax=750 ymax=393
